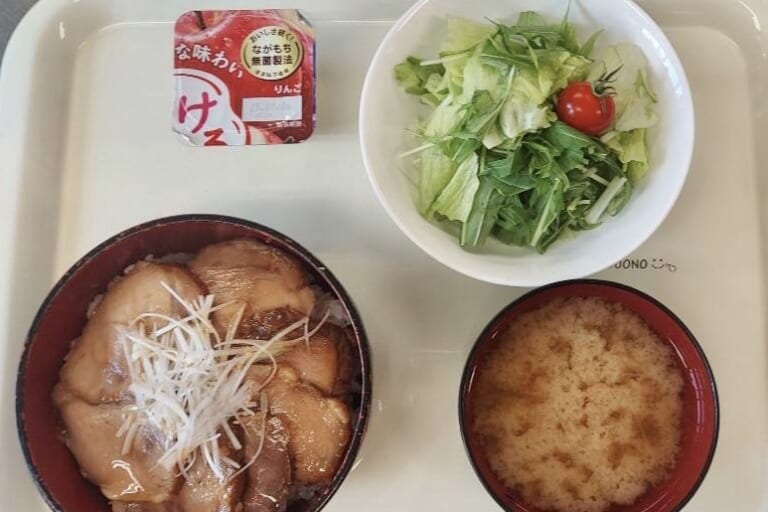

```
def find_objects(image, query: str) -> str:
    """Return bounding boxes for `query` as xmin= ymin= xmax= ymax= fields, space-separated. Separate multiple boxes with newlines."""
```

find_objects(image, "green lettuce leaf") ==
xmin=603 ymin=128 xmax=650 ymax=182
xmin=394 ymin=57 xmax=446 ymax=106
xmin=441 ymin=16 xmax=495 ymax=53
xmin=498 ymin=51 xmax=589 ymax=140
xmin=589 ymin=44 xmax=658 ymax=131
xmin=460 ymin=50 xmax=504 ymax=102
xmin=499 ymin=92 xmax=554 ymax=140
xmin=419 ymin=148 xmax=455 ymax=214
xmin=424 ymin=96 xmax=467 ymax=137
xmin=431 ymin=152 xmax=480 ymax=222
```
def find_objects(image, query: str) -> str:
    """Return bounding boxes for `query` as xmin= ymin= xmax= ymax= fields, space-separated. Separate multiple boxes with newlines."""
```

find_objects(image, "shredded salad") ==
xmin=395 ymin=11 xmax=658 ymax=253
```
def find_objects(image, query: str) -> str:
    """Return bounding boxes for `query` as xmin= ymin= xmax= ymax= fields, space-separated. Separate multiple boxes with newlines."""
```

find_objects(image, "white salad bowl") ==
xmin=359 ymin=0 xmax=693 ymax=287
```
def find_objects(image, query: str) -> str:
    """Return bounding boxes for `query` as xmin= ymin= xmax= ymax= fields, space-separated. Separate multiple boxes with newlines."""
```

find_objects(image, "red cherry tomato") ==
xmin=556 ymin=82 xmax=615 ymax=136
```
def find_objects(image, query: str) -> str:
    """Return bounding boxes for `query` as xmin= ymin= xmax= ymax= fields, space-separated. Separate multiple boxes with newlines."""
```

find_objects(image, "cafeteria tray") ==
xmin=0 ymin=0 xmax=766 ymax=510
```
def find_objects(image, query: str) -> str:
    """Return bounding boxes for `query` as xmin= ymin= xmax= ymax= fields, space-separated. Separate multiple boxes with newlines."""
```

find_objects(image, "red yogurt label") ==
xmin=173 ymin=10 xmax=316 ymax=146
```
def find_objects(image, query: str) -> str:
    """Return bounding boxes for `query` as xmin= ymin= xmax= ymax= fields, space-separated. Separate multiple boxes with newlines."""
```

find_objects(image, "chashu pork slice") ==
xmin=112 ymin=503 xmax=177 ymax=512
xmin=111 ymin=438 xmax=244 ymax=512
xmin=59 ymin=261 xmax=205 ymax=404
xmin=241 ymin=412 xmax=291 ymax=512
xmin=247 ymin=366 xmax=351 ymax=485
xmin=53 ymin=385 xmax=177 ymax=503
xmin=188 ymin=240 xmax=315 ymax=338
xmin=277 ymin=324 xmax=355 ymax=397
xmin=175 ymin=438 xmax=244 ymax=512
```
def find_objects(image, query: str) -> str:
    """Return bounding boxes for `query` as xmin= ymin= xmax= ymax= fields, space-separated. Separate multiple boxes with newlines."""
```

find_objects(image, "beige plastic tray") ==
xmin=0 ymin=0 xmax=766 ymax=510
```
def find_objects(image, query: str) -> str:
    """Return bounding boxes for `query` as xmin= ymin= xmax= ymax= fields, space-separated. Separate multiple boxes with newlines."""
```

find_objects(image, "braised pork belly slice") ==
xmin=112 ymin=502 xmax=177 ymax=511
xmin=175 ymin=438 xmax=244 ymax=512
xmin=247 ymin=366 xmax=351 ymax=485
xmin=59 ymin=262 xmax=205 ymax=404
xmin=241 ymin=412 xmax=291 ymax=512
xmin=277 ymin=324 xmax=355 ymax=397
xmin=53 ymin=385 xmax=177 ymax=503
xmin=188 ymin=240 xmax=315 ymax=338
xmin=110 ymin=436 xmax=243 ymax=512
xmin=246 ymin=307 xmax=307 ymax=342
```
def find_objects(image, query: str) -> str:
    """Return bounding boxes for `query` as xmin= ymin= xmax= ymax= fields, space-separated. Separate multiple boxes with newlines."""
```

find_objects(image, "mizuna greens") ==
xmin=394 ymin=11 xmax=658 ymax=253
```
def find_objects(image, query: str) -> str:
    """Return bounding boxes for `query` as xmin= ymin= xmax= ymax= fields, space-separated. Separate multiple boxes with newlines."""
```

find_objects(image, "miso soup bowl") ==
xmin=459 ymin=280 xmax=718 ymax=512
xmin=16 ymin=214 xmax=372 ymax=512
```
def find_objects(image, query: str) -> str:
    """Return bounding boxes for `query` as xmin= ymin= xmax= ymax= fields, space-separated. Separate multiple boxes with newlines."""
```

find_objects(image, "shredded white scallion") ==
xmin=116 ymin=282 xmax=327 ymax=482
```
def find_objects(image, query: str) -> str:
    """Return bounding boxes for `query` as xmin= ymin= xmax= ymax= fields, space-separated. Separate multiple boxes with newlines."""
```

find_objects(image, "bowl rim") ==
xmin=358 ymin=0 xmax=695 ymax=287
xmin=15 ymin=213 xmax=373 ymax=512
xmin=457 ymin=278 xmax=719 ymax=512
